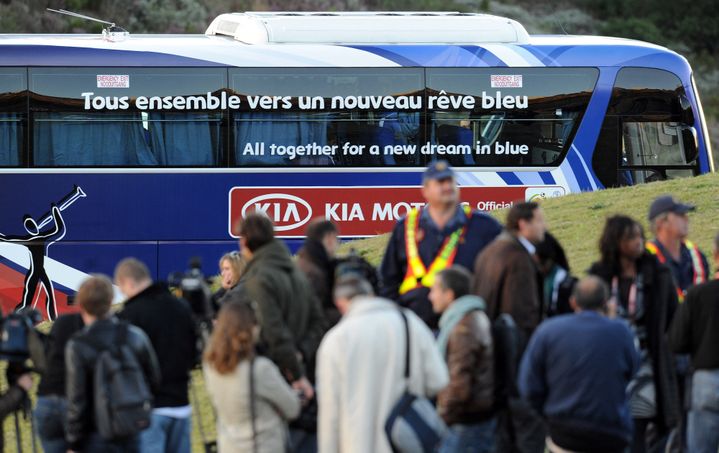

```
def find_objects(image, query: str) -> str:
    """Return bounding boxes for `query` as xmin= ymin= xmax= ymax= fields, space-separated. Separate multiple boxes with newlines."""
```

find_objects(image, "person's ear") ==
xmin=569 ymin=296 xmax=579 ymax=313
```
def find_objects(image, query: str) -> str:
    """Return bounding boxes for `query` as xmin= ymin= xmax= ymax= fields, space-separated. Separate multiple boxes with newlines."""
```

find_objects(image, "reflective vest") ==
xmin=399 ymin=205 xmax=472 ymax=295
xmin=646 ymin=239 xmax=707 ymax=302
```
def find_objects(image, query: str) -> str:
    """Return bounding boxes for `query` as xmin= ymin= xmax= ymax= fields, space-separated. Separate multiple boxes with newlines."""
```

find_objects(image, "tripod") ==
xmin=12 ymin=397 xmax=38 ymax=453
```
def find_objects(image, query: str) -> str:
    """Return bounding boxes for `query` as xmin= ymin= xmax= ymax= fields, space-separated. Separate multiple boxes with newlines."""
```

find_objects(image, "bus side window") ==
xmin=33 ymin=113 xmax=158 ymax=166
xmin=592 ymin=68 xmax=699 ymax=188
xmin=0 ymin=113 xmax=21 ymax=166
xmin=0 ymin=69 xmax=26 ymax=167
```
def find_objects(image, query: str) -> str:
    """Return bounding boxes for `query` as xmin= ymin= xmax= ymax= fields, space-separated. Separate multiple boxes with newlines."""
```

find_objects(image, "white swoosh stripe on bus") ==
xmin=480 ymin=44 xmax=537 ymax=67
xmin=252 ymin=45 xmax=402 ymax=67
xmin=464 ymin=171 xmax=508 ymax=186
xmin=163 ymin=44 xmax=401 ymax=67
xmin=553 ymin=159 xmax=580 ymax=192
xmin=506 ymin=45 xmax=545 ymax=67
xmin=513 ymin=172 xmax=545 ymax=186
xmin=0 ymin=243 xmax=124 ymax=304
xmin=571 ymin=144 xmax=599 ymax=190
xmin=456 ymin=172 xmax=485 ymax=186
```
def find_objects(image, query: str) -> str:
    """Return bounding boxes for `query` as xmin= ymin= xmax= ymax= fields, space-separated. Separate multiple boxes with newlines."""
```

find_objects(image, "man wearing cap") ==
xmin=646 ymin=194 xmax=709 ymax=302
xmin=646 ymin=194 xmax=709 ymax=452
xmin=379 ymin=160 xmax=502 ymax=329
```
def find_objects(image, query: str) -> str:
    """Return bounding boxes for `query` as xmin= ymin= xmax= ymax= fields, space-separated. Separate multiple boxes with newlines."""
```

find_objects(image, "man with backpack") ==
xmin=65 ymin=275 xmax=161 ymax=453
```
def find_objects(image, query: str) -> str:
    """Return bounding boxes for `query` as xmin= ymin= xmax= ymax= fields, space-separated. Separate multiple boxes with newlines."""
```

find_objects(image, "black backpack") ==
xmin=492 ymin=313 xmax=521 ymax=408
xmin=334 ymin=250 xmax=379 ymax=292
xmin=83 ymin=323 xmax=153 ymax=439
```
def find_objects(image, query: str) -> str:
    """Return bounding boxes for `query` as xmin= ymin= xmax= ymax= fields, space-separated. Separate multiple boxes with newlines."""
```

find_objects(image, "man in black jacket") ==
xmin=669 ymin=232 xmax=719 ymax=452
xmin=115 ymin=258 xmax=197 ymax=453
xmin=34 ymin=312 xmax=84 ymax=453
xmin=296 ymin=219 xmax=340 ymax=327
xmin=66 ymin=275 xmax=160 ymax=453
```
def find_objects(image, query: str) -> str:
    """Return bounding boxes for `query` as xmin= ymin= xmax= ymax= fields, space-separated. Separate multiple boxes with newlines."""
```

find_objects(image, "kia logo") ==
xmin=241 ymin=193 xmax=313 ymax=232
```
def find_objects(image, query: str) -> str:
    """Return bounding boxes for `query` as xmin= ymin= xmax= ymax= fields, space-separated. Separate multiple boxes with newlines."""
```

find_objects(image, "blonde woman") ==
xmin=203 ymin=297 xmax=300 ymax=453
xmin=212 ymin=252 xmax=246 ymax=308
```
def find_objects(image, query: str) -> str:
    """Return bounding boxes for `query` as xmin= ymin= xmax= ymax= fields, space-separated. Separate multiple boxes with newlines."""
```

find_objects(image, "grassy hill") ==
xmin=341 ymin=172 xmax=719 ymax=276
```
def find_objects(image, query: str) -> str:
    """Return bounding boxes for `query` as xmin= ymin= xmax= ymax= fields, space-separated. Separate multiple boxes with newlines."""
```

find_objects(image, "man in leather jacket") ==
xmin=430 ymin=266 xmax=496 ymax=452
xmin=65 ymin=275 xmax=161 ymax=453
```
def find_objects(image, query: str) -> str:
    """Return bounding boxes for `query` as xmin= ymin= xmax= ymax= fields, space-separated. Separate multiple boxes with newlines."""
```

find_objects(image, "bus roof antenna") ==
xmin=554 ymin=18 xmax=569 ymax=35
xmin=46 ymin=8 xmax=129 ymax=42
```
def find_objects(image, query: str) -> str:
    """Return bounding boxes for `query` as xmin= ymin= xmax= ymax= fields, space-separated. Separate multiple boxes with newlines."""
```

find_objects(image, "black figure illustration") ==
xmin=0 ymin=186 xmax=85 ymax=320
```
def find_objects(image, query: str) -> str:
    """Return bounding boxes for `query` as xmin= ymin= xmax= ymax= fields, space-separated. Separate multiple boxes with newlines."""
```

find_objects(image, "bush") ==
xmin=600 ymin=17 xmax=664 ymax=45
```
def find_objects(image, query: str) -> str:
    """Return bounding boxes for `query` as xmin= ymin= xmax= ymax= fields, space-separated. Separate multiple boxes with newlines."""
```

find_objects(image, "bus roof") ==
xmin=0 ymin=31 xmax=688 ymax=72
xmin=205 ymin=11 xmax=531 ymax=45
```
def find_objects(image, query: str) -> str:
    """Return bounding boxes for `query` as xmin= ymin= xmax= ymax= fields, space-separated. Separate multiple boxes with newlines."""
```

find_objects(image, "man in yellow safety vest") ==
xmin=646 ymin=195 xmax=709 ymax=302
xmin=379 ymin=160 xmax=502 ymax=329
xmin=646 ymin=194 xmax=710 ymax=452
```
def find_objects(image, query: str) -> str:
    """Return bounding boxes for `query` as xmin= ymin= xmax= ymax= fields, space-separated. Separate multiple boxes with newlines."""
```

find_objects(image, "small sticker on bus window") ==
xmin=96 ymin=75 xmax=130 ymax=88
xmin=491 ymin=75 xmax=522 ymax=88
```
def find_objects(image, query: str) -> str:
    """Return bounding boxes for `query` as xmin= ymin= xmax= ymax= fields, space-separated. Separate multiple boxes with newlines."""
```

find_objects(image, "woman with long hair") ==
xmin=588 ymin=215 xmax=680 ymax=452
xmin=203 ymin=296 xmax=300 ymax=453
xmin=536 ymin=231 xmax=576 ymax=318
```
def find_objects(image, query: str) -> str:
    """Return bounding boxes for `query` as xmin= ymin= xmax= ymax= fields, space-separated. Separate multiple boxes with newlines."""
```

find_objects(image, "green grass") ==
xmin=6 ymin=172 xmax=718 ymax=451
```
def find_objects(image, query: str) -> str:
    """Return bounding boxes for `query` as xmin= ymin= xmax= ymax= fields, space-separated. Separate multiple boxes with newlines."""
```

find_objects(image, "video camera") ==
xmin=168 ymin=258 xmax=214 ymax=364
xmin=168 ymin=257 xmax=214 ymax=321
xmin=0 ymin=308 xmax=46 ymax=386
xmin=334 ymin=248 xmax=379 ymax=292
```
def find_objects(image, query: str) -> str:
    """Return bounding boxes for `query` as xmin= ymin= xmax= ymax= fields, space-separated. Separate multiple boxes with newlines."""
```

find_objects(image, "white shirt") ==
xmin=518 ymin=235 xmax=536 ymax=255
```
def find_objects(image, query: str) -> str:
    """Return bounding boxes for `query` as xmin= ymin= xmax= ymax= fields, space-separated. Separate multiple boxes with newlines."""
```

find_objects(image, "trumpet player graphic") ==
xmin=0 ymin=185 xmax=85 ymax=320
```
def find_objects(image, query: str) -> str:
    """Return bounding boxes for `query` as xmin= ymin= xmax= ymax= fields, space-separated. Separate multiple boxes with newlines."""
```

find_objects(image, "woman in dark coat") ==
xmin=211 ymin=251 xmax=246 ymax=311
xmin=588 ymin=215 xmax=680 ymax=453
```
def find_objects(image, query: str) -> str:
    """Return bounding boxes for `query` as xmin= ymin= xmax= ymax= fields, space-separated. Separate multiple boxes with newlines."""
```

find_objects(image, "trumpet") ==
xmin=36 ymin=185 xmax=87 ymax=230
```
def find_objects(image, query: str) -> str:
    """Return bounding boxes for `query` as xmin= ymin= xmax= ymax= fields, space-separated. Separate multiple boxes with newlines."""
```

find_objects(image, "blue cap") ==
xmin=423 ymin=160 xmax=455 ymax=181
xmin=648 ymin=195 xmax=695 ymax=220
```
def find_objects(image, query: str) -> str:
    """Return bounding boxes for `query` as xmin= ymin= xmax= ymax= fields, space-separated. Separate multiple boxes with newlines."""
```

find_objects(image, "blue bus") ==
xmin=0 ymin=11 xmax=712 ymax=318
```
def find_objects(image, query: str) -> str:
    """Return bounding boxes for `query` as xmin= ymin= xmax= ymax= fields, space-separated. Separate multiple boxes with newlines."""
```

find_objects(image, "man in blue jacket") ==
xmin=380 ymin=160 xmax=502 ymax=329
xmin=519 ymin=276 xmax=640 ymax=453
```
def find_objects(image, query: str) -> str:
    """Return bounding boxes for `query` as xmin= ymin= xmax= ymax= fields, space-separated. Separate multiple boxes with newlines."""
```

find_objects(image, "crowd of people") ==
xmin=1 ymin=159 xmax=717 ymax=453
